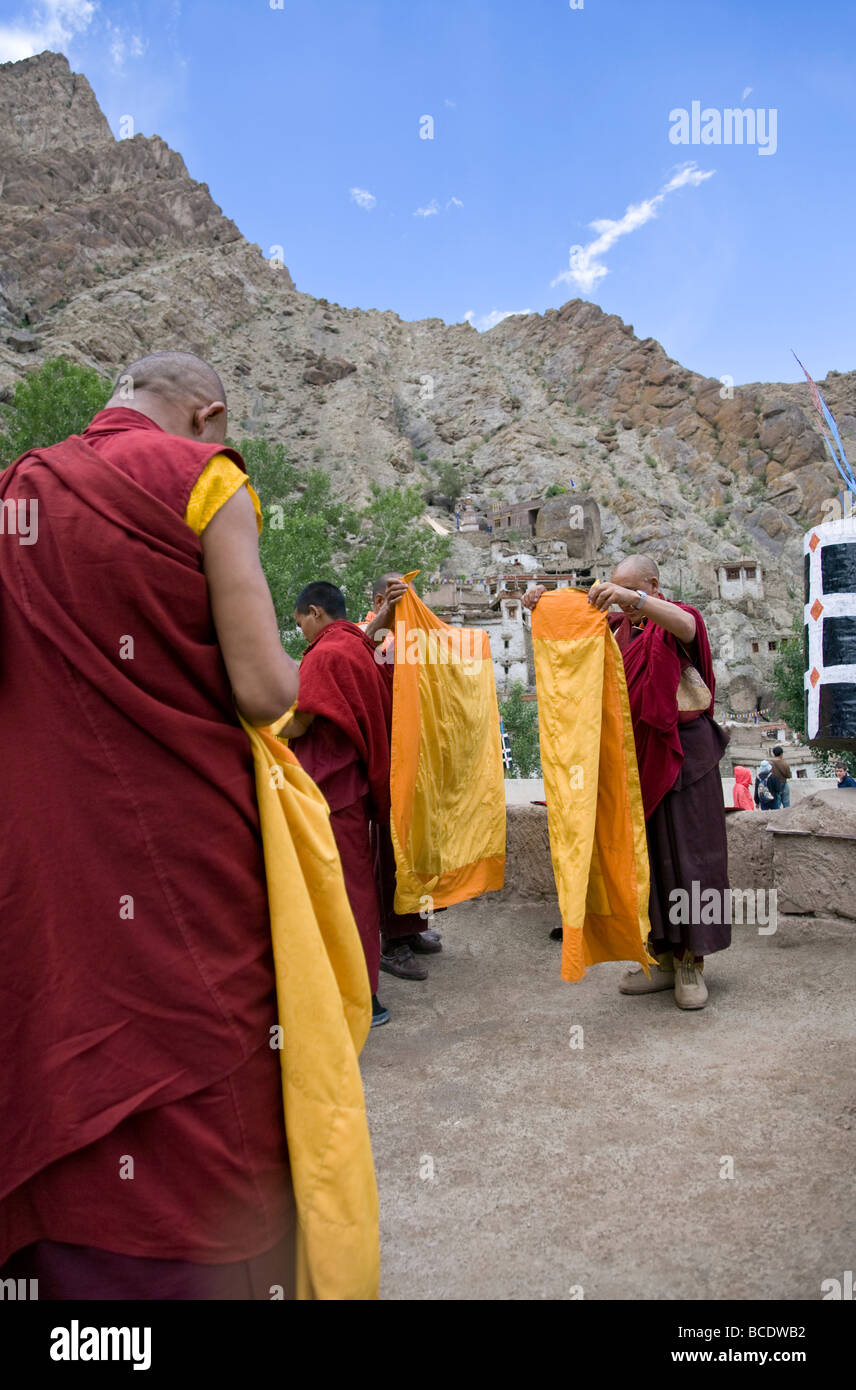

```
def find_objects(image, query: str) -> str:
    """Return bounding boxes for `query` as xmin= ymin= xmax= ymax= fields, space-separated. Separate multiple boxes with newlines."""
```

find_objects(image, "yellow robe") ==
xmin=531 ymin=589 xmax=653 ymax=983
xmin=240 ymin=718 xmax=379 ymax=1300
xmin=389 ymin=573 xmax=506 ymax=913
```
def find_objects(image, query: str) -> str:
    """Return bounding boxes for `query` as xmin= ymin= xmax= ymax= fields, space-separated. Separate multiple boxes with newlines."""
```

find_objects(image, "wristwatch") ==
xmin=632 ymin=590 xmax=648 ymax=610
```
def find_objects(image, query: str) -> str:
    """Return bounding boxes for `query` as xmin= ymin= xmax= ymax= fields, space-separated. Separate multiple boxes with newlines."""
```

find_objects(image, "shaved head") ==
xmin=116 ymin=352 xmax=226 ymax=410
xmin=611 ymin=553 xmax=660 ymax=589
xmin=106 ymin=350 xmax=228 ymax=443
xmin=372 ymin=571 xmax=402 ymax=603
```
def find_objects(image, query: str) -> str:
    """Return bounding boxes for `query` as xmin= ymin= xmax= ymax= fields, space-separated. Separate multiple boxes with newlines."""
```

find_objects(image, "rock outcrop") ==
xmin=2 ymin=50 xmax=854 ymax=711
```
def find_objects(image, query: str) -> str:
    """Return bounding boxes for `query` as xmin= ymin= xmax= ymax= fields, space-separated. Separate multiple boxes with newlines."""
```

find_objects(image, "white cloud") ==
xmin=108 ymin=24 xmax=148 ymax=69
xmin=414 ymin=196 xmax=462 ymax=217
xmin=444 ymin=98 xmax=456 ymax=108
xmin=0 ymin=0 xmax=95 ymax=62
xmin=742 ymin=86 xmax=753 ymax=100
xmin=551 ymin=161 xmax=714 ymax=294
xmin=465 ymin=308 xmax=533 ymax=332
xmin=350 ymin=187 xmax=376 ymax=211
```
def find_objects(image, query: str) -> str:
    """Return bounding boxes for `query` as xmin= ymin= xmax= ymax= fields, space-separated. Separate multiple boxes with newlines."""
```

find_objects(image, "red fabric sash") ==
xmin=609 ymin=603 xmax=715 ymax=819
xmin=0 ymin=430 xmax=275 ymax=1200
xmin=296 ymin=621 xmax=393 ymax=822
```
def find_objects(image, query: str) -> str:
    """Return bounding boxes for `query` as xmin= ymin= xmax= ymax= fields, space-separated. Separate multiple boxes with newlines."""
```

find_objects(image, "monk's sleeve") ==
xmin=185 ymin=455 xmax=263 ymax=535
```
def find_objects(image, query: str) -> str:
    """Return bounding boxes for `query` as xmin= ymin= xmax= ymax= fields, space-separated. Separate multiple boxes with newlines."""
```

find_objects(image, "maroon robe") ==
xmin=292 ymin=620 xmax=393 ymax=989
xmin=0 ymin=409 xmax=293 ymax=1286
xmin=610 ymin=605 xmax=730 ymax=957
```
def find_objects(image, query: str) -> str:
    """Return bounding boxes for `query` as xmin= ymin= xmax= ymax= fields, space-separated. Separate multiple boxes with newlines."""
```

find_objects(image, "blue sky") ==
xmin=3 ymin=0 xmax=854 ymax=384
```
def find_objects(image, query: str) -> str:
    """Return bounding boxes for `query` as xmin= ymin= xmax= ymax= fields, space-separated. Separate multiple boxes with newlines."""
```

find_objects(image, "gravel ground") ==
xmin=362 ymin=898 xmax=855 ymax=1301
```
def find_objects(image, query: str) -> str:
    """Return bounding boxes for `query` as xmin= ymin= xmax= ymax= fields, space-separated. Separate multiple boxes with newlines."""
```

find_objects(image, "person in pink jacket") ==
xmin=733 ymin=765 xmax=754 ymax=810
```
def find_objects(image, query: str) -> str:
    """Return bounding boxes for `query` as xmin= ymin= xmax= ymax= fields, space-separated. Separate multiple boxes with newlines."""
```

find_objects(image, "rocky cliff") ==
xmin=2 ymin=50 xmax=854 ymax=710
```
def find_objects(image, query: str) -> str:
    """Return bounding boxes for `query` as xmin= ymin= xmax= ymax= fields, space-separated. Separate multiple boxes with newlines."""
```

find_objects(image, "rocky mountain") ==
xmin=2 ymin=50 xmax=854 ymax=711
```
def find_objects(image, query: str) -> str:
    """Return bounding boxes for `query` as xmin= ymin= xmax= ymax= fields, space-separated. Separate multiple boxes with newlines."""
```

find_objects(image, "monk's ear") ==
xmin=193 ymin=401 xmax=226 ymax=438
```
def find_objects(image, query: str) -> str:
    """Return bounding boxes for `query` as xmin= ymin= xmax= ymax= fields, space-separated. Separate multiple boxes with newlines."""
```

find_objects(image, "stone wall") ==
xmin=505 ymin=776 xmax=838 ymax=806
xmin=500 ymin=791 xmax=856 ymax=922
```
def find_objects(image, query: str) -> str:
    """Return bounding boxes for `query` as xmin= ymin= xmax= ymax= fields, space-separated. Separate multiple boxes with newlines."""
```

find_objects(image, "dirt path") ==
xmin=362 ymin=898 xmax=854 ymax=1300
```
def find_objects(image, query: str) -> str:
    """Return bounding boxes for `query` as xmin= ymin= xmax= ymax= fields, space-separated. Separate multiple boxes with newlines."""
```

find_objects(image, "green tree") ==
xmin=430 ymin=458 xmax=468 ymax=504
xmin=338 ymin=481 xmax=451 ymax=613
xmin=240 ymin=437 xmax=451 ymax=655
xmin=0 ymin=357 xmax=112 ymax=466
xmin=499 ymin=681 xmax=541 ymax=777
xmin=771 ymin=614 xmax=805 ymax=734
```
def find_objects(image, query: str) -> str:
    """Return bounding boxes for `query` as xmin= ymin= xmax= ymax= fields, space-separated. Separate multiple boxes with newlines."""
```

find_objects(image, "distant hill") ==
xmin=2 ymin=49 xmax=853 ymax=711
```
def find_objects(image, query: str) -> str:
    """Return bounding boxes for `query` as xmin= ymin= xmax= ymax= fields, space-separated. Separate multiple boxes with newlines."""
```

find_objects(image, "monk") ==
xmin=282 ymin=581 xmax=398 ymax=1024
xmin=0 ymin=352 xmax=302 ymax=1297
xmin=525 ymin=554 xmax=730 ymax=1010
xmin=364 ymin=573 xmax=444 ymax=980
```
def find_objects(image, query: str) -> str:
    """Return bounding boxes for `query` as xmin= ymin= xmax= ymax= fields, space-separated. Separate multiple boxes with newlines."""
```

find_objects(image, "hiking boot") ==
xmin=619 ymin=954 xmax=675 ymax=994
xmin=371 ymin=995 xmax=390 ymax=1027
xmin=379 ymin=942 xmax=428 ymax=981
xmin=674 ymin=957 xmax=708 ymax=1010
xmin=406 ymin=928 xmax=443 ymax=954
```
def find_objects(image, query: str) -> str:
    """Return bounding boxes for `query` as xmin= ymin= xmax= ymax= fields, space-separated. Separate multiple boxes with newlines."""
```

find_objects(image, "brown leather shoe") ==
xmin=406 ymin=929 xmax=443 ymax=954
xmin=379 ymin=942 xmax=429 ymax=980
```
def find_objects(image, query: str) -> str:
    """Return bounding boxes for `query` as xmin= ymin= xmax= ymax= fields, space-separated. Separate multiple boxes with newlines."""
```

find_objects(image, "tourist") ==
xmin=282 ymin=581 xmax=399 ymax=1025
xmin=525 ymin=554 xmax=730 ymax=1010
xmin=733 ymin=766 xmax=755 ymax=810
xmin=770 ymin=745 xmax=792 ymax=808
xmin=0 ymin=353 xmax=304 ymax=1298
xmin=755 ymin=759 xmax=779 ymax=809
xmin=835 ymin=763 xmax=856 ymax=788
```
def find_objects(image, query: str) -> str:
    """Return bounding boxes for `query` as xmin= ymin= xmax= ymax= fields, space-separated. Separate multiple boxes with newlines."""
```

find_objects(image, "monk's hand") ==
xmin=374 ymin=578 xmax=408 ymax=628
xmin=587 ymin=582 xmax=641 ymax=612
xmin=522 ymin=585 xmax=546 ymax=611
xmin=383 ymin=578 xmax=408 ymax=610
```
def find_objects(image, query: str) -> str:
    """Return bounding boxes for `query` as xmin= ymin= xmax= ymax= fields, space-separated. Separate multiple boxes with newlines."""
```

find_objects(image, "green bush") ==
xmin=771 ymin=614 xmax=805 ymax=735
xmin=242 ymin=436 xmax=451 ymax=655
xmin=500 ymin=681 xmax=541 ymax=777
xmin=431 ymin=458 xmax=468 ymax=502
xmin=0 ymin=357 xmax=112 ymax=466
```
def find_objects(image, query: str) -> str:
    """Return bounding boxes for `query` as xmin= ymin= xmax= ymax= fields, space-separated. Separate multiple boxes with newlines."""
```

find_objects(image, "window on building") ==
xmin=503 ymin=637 xmax=510 ymax=649
xmin=724 ymin=566 xmax=742 ymax=581
xmin=768 ymin=641 xmax=777 ymax=652
xmin=751 ymin=642 xmax=759 ymax=654
xmin=796 ymin=768 xmax=807 ymax=778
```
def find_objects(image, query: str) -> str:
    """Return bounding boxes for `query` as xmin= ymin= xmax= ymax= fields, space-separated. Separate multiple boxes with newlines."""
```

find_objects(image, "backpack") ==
xmin=758 ymin=773 xmax=779 ymax=805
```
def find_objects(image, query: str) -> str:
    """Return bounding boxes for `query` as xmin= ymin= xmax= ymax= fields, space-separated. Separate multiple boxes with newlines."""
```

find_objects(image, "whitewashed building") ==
xmin=716 ymin=562 xmax=764 ymax=600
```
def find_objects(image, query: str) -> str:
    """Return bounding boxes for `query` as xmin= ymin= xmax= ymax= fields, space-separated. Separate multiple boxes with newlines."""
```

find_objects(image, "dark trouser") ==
xmin=0 ymin=1226 xmax=295 ymax=1300
xmin=330 ymin=796 xmax=383 ymax=992
xmin=372 ymin=818 xmax=429 ymax=945
xmin=646 ymin=716 xmax=731 ymax=960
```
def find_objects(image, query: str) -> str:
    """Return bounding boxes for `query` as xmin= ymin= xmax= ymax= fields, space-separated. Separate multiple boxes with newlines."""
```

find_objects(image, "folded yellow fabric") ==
xmin=389 ymin=573 xmax=506 ymax=912
xmin=240 ymin=715 xmax=379 ymax=1300
xmin=530 ymin=590 xmax=653 ymax=982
